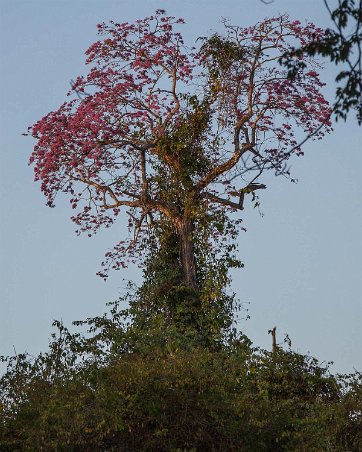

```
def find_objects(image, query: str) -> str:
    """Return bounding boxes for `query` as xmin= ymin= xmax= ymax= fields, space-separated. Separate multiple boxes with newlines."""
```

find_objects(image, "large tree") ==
xmin=29 ymin=11 xmax=331 ymax=322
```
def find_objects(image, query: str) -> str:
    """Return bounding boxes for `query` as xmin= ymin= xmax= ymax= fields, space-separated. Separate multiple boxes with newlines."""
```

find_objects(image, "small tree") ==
xmin=29 ymin=11 xmax=331 ymax=329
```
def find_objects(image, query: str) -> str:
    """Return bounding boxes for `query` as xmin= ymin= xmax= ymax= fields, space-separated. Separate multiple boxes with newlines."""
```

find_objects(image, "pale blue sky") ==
xmin=1 ymin=0 xmax=361 ymax=373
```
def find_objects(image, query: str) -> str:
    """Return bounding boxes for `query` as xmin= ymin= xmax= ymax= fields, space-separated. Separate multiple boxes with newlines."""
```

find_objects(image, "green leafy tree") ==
xmin=277 ymin=0 xmax=362 ymax=123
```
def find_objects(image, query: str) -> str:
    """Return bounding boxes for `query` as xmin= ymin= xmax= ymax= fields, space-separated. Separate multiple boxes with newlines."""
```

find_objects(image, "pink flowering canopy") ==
xmin=29 ymin=11 xmax=332 ymax=278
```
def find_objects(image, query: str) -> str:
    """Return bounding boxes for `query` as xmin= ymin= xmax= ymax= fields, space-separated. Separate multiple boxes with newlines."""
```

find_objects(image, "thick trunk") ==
xmin=177 ymin=218 xmax=198 ymax=291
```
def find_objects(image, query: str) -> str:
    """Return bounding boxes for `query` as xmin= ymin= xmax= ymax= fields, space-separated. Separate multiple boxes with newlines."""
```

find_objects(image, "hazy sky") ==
xmin=1 ymin=0 xmax=361 ymax=373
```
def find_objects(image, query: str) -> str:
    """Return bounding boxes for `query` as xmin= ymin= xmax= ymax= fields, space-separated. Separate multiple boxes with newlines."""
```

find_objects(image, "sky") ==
xmin=0 ymin=0 xmax=361 ymax=374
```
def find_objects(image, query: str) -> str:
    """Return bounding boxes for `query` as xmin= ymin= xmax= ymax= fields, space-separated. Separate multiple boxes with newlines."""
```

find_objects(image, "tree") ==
xmin=275 ymin=0 xmax=361 ymax=124
xmin=29 ymin=11 xmax=332 ymax=327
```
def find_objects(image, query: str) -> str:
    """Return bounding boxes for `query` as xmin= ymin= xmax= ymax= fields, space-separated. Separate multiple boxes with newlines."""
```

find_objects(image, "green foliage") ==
xmin=157 ymin=96 xmax=213 ymax=183
xmin=1 ymin=306 xmax=361 ymax=451
xmin=131 ymin=93 xmax=242 ymax=342
xmin=130 ymin=181 xmax=243 ymax=347
xmin=199 ymin=33 xmax=246 ymax=89
xmin=280 ymin=0 xmax=362 ymax=124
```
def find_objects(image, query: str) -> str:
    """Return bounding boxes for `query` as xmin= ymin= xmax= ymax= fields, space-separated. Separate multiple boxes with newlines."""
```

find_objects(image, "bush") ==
xmin=1 ymin=308 xmax=361 ymax=451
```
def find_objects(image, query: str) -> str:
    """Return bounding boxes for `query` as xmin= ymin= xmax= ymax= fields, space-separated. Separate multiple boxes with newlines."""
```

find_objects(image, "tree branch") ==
xmin=204 ymin=191 xmax=243 ymax=210
xmin=195 ymin=143 xmax=254 ymax=193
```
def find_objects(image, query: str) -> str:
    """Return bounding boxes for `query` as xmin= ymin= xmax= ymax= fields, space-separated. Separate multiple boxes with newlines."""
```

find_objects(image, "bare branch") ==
xmin=204 ymin=191 xmax=243 ymax=210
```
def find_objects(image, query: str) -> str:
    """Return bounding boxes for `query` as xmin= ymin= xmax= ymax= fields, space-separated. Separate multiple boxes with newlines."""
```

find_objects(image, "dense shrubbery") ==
xmin=1 ymin=301 xmax=361 ymax=451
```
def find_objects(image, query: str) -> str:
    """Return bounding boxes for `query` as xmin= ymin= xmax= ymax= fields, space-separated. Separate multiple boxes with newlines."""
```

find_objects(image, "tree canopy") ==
xmin=28 ymin=12 xmax=332 ymax=333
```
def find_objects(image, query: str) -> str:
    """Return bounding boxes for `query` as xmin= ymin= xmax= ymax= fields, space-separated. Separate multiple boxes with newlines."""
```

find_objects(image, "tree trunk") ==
xmin=177 ymin=218 xmax=198 ymax=291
